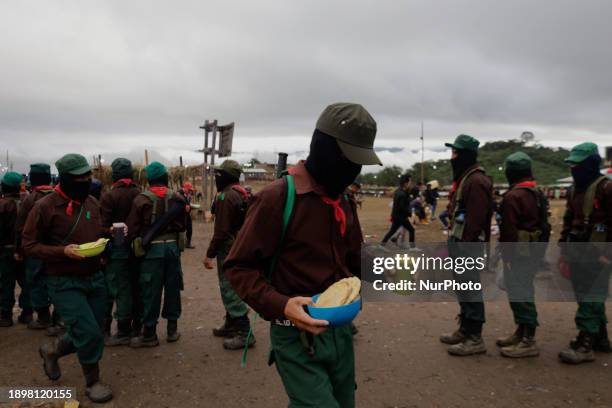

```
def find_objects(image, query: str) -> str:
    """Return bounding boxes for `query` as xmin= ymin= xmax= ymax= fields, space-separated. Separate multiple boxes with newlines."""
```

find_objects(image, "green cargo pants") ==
xmin=270 ymin=324 xmax=355 ymax=408
xmin=217 ymin=242 xmax=248 ymax=318
xmin=25 ymin=258 xmax=50 ymax=310
xmin=104 ymin=247 xmax=142 ymax=323
xmin=139 ymin=242 xmax=183 ymax=328
xmin=0 ymin=248 xmax=31 ymax=314
xmin=46 ymin=272 xmax=107 ymax=364
xmin=504 ymin=257 xmax=539 ymax=327
xmin=569 ymin=261 xmax=610 ymax=334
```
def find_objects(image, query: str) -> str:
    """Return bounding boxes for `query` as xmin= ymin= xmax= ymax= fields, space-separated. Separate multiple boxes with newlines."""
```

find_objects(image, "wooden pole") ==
xmin=144 ymin=150 xmax=149 ymax=166
xmin=209 ymin=120 xmax=218 ymax=216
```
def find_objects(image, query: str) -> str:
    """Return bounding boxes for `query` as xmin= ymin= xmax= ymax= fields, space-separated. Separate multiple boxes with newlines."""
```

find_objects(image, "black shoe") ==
xmin=167 ymin=320 xmax=181 ymax=343
xmin=212 ymin=314 xmax=239 ymax=338
xmin=0 ymin=312 xmax=13 ymax=327
xmin=223 ymin=332 xmax=256 ymax=350
xmin=18 ymin=311 xmax=34 ymax=324
xmin=82 ymin=363 xmax=113 ymax=403
xmin=560 ymin=332 xmax=595 ymax=364
xmin=130 ymin=326 xmax=159 ymax=348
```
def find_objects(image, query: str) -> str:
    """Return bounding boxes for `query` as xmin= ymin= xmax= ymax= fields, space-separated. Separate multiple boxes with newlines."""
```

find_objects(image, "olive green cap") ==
xmin=29 ymin=163 xmax=51 ymax=175
xmin=445 ymin=134 xmax=480 ymax=152
xmin=111 ymin=158 xmax=133 ymax=179
xmin=1 ymin=171 xmax=22 ymax=188
xmin=213 ymin=160 xmax=242 ymax=179
xmin=565 ymin=142 xmax=599 ymax=164
xmin=55 ymin=153 xmax=91 ymax=176
xmin=145 ymin=161 xmax=167 ymax=181
xmin=315 ymin=102 xmax=381 ymax=165
xmin=505 ymin=151 xmax=532 ymax=171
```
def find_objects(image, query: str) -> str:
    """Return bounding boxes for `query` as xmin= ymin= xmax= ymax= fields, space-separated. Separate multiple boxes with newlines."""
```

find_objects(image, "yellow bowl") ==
xmin=76 ymin=239 xmax=109 ymax=257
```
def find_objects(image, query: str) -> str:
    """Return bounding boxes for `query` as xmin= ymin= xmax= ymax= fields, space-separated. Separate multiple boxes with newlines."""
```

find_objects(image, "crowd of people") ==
xmin=0 ymin=102 xmax=611 ymax=407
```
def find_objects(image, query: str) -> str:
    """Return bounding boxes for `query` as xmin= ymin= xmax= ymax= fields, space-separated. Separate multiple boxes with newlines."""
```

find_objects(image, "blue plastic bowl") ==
xmin=307 ymin=294 xmax=362 ymax=328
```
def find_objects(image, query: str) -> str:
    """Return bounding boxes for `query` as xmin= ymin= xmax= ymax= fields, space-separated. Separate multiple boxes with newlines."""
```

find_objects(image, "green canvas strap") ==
xmin=142 ymin=190 xmax=171 ymax=224
xmin=242 ymin=175 xmax=295 ymax=367
xmin=582 ymin=176 xmax=607 ymax=224
xmin=451 ymin=167 xmax=482 ymax=223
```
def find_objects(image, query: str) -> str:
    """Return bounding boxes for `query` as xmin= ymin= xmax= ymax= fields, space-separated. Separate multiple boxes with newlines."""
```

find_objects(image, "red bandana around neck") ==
xmin=515 ymin=180 xmax=537 ymax=188
xmin=113 ymin=178 xmax=133 ymax=188
xmin=55 ymin=184 xmax=81 ymax=216
xmin=34 ymin=185 xmax=54 ymax=192
xmin=149 ymin=186 xmax=169 ymax=199
xmin=321 ymin=196 xmax=347 ymax=237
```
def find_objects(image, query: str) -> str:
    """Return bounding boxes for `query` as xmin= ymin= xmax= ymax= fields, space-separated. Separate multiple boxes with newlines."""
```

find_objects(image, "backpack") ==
xmin=218 ymin=185 xmax=252 ymax=226
xmin=514 ymin=186 xmax=552 ymax=243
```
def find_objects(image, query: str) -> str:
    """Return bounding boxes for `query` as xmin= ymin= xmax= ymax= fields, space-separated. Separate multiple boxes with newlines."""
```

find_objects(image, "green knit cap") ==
xmin=1 ymin=171 xmax=22 ymax=188
xmin=145 ymin=161 xmax=167 ymax=181
xmin=29 ymin=163 xmax=51 ymax=175
xmin=505 ymin=151 xmax=532 ymax=171
xmin=111 ymin=158 xmax=134 ymax=179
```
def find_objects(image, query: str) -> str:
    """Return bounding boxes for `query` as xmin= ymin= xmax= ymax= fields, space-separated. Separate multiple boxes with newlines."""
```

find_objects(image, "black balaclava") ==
xmin=451 ymin=149 xmax=478 ymax=181
xmin=305 ymin=130 xmax=362 ymax=197
xmin=59 ymin=173 xmax=92 ymax=202
xmin=89 ymin=179 xmax=103 ymax=200
xmin=149 ymin=174 xmax=169 ymax=187
xmin=505 ymin=168 xmax=533 ymax=186
xmin=215 ymin=170 xmax=238 ymax=191
xmin=571 ymin=154 xmax=602 ymax=192
xmin=29 ymin=172 xmax=52 ymax=187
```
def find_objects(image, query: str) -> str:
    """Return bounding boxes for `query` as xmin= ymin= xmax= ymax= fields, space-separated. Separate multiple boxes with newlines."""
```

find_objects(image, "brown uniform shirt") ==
xmin=206 ymin=183 xmax=245 ymax=258
xmin=15 ymin=190 xmax=54 ymax=253
xmin=448 ymin=165 xmax=493 ymax=242
xmin=499 ymin=181 xmax=541 ymax=243
xmin=0 ymin=193 xmax=20 ymax=249
xmin=224 ymin=161 xmax=363 ymax=320
xmin=100 ymin=183 xmax=141 ymax=230
xmin=22 ymin=192 xmax=104 ymax=276
xmin=126 ymin=190 xmax=186 ymax=241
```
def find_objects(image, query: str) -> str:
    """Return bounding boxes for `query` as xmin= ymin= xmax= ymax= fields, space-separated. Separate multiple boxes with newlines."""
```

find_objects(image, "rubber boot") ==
xmin=500 ymin=326 xmax=539 ymax=358
xmin=39 ymin=337 xmax=75 ymax=380
xmin=496 ymin=325 xmax=523 ymax=348
xmin=212 ymin=313 xmax=239 ymax=338
xmin=0 ymin=311 xmax=13 ymax=327
xmin=167 ymin=320 xmax=181 ymax=343
xmin=28 ymin=307 xmax=52 ymax=330
xmin=129 ymin=325 xmax=159 ymax=348
xmin=105 ymin=319 xmax=131 ymax=347
xmin=46 ymin=309 xmax=65 ymax=337
xmin=559 ymin=332 xmax=596 ymax=364
xmin=18 ymin=309 xmax=34 ymax=324
xmin=82 ymin=363 xmax=113 ymax=403
xmin=440 ymin=315 xmax=467 ymax=345
xmin=131 ymin=320 xmax=142 ymax=339
xmin=448 ymin=320 xmax=486 ymax=356
xmin=223 ymin=315 xmax=255 ymax=350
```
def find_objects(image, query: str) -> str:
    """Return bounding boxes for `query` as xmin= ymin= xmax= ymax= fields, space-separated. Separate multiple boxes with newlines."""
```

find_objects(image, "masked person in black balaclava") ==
xmin=451 ymin=148 xmax=478 ymax=181
xmin=305 ymin=130 xmax=362 ymax=198
xmin=59 ymin=173 xmax=92 ymax=203
xmin=571 ymin=154 xmax=602 ymax=193
xmin=215 ymin=168 xmax=239 ymax=192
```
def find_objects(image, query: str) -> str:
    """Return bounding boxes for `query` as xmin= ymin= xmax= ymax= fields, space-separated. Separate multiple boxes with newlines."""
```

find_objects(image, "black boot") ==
xmin=212 ymin=313 xmax=239 ymax=338
xmin=39 ymin=337 xmax=75 ymax=380
xmin=559 ymin=331 xmax=595 ymax=364
xmin=496 ymin=325 xmax=523 ymax=348
xmin=595 ymin=324 xmax=611 ymax=353
xmin=82 ymin=363 xmax=113 ymax=403
xmin=129 ymin=325 xmax=159 ymax=348
xmin=131 ymin=320 xmax=142 ymax=338
xmin=102 ymin=317 xmax=112 ymax=338
xmin=28 ymin=308 xmax=52 ymax=330
xmin=440 ymin=315 xmax=467 ymax=345
xmin=167 ymin=320 xmax=181 ymax=343
xmin=106 ymin=320 xmax=131 ymax=347
xmin=0 ymin=311 xmax=13 ymax=327
xmin=500 ymin=325 xmax=539 ymax=358
xmin=223 ymin=315 xmax=256 ymax=350
xmin=18 ymin=309 xmax=34 ymax=324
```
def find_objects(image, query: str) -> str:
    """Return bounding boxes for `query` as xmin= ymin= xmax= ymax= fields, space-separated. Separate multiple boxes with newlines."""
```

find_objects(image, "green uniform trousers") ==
xmin=0 ymin=249 xmax=31 ymax=314
xmin=46 ymin=272 xmax=107 ymax=364
xmin=449 ymin=241 xmax=486 ymax=324
xmin=217 ymin=243 xmax=248 ymax=318
xmin=25 ymin=258 xmax=50 ymax=310
xmin=139 ymin=242 xmax=182 ymax=328
xmin=104 ymin=248 xmax=142 ymax=323
xmin=504 ymin=257 xmax=539 ymax=327
xmin=270 ymin=324 xmax=355 ymax=408
xmin=569 ymin=260 xmax=610 ymax=334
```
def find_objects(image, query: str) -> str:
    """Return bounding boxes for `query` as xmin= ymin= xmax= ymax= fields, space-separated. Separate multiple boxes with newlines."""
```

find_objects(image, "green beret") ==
xmin=315 ymin=102 xmax=381 ymax=165
xmin=145 ymin=161 xmax=167 ymax=181
xmin=445 ymin=134 xmax=480 ymax=152
xmin=505 ymin=151 xmax=532 ymax=171
xmin=55 ymin=153 xmax=91 ymax=176
xmin=565 ymin=142 xmax=599 ymax=164
xmin=111 ymin=158 xmax=133 ymax=179
xmin=29 ymin=163 xmax=51 ymax=175
xmin=1 ymin=171 xmax=22 ymax=188
xmin=213 ymin=160 xmax=242 ymax=179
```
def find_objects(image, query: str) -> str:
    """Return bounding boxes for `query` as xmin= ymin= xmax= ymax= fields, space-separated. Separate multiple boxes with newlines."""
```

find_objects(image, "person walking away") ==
xmin=424 ymin=183 xmax=439 ymax=219
xmin=381 ymin=174 xmax=416 ymax=247
xmin=179 ymin=182 xmax=196 ymax=249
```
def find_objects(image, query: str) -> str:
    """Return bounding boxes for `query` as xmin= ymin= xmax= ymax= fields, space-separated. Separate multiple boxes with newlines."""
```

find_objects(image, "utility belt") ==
xmin=564 ymin=223 xmax=608 ymax=261
xmin=133 ymin=231 xmax=185 ymax=257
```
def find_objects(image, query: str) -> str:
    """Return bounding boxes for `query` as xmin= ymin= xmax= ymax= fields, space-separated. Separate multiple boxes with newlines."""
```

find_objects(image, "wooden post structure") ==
xmin=144 ymin=150 xmax=149 ymax=166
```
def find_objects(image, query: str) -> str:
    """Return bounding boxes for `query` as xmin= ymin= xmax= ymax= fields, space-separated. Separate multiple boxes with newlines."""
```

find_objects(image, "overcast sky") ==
xmin=1 ymin=0 xmax=611 ymax=173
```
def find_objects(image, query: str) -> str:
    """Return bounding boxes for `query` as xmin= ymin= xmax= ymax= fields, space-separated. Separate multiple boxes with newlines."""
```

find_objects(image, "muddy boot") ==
xmin=496 ymin=325 xmax=523 ymax=348
xmin=82 ymin=363 xmax=113 ymax=403
xmin=18 ymin=309 xmax=34 ymax=324
xmin=223 ymin=315 xmax=255 ymax=350
xmin=105 ymin=320 xmax=131 ymax=347
xmin=448 ymin=334 xmax=487 ymax=356
xmin=167 ymin=320 xmax=181 ymax=343
xmin=39 ymin=337 xmax=75 ymax=381
xmin=129 ymin=325 xmax=159 ymax=348
xmin=212 ymin=313 xmax=239 ymax=338
xmin=46 ymin=310 xmax=65 ymax=336
xmin=28 ymin=308 xmax=52 ymax=330
xmin=500 ymin=326 xmax=539 ymax=358
xmin=559 ymin=332 xmax=595 ymax=364
xmin=440 ymin=316 xmax=467 ymax=345
xmin=0 ymin=311 xmax=13 ymax=327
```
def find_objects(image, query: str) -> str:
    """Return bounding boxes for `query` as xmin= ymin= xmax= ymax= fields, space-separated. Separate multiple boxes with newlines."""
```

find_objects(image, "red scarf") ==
xmin=149 ymin=186 xmax=169 ymax=199
xmin=321 ymin=196 xmax=346 ymax=237
xmin=34 ymin=185 xmax=54 ymax=192
xmin=112 ymin=178 xmax=133 ymax=188
xmin=515 ymin=180 xmax=537 ymax=188
xmin=54 ymin=185 xmax=81 ymax=216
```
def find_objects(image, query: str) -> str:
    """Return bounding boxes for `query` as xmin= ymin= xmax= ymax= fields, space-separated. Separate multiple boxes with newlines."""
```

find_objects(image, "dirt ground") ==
xmin=1 ymin=196 xmax=611 ymax=408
